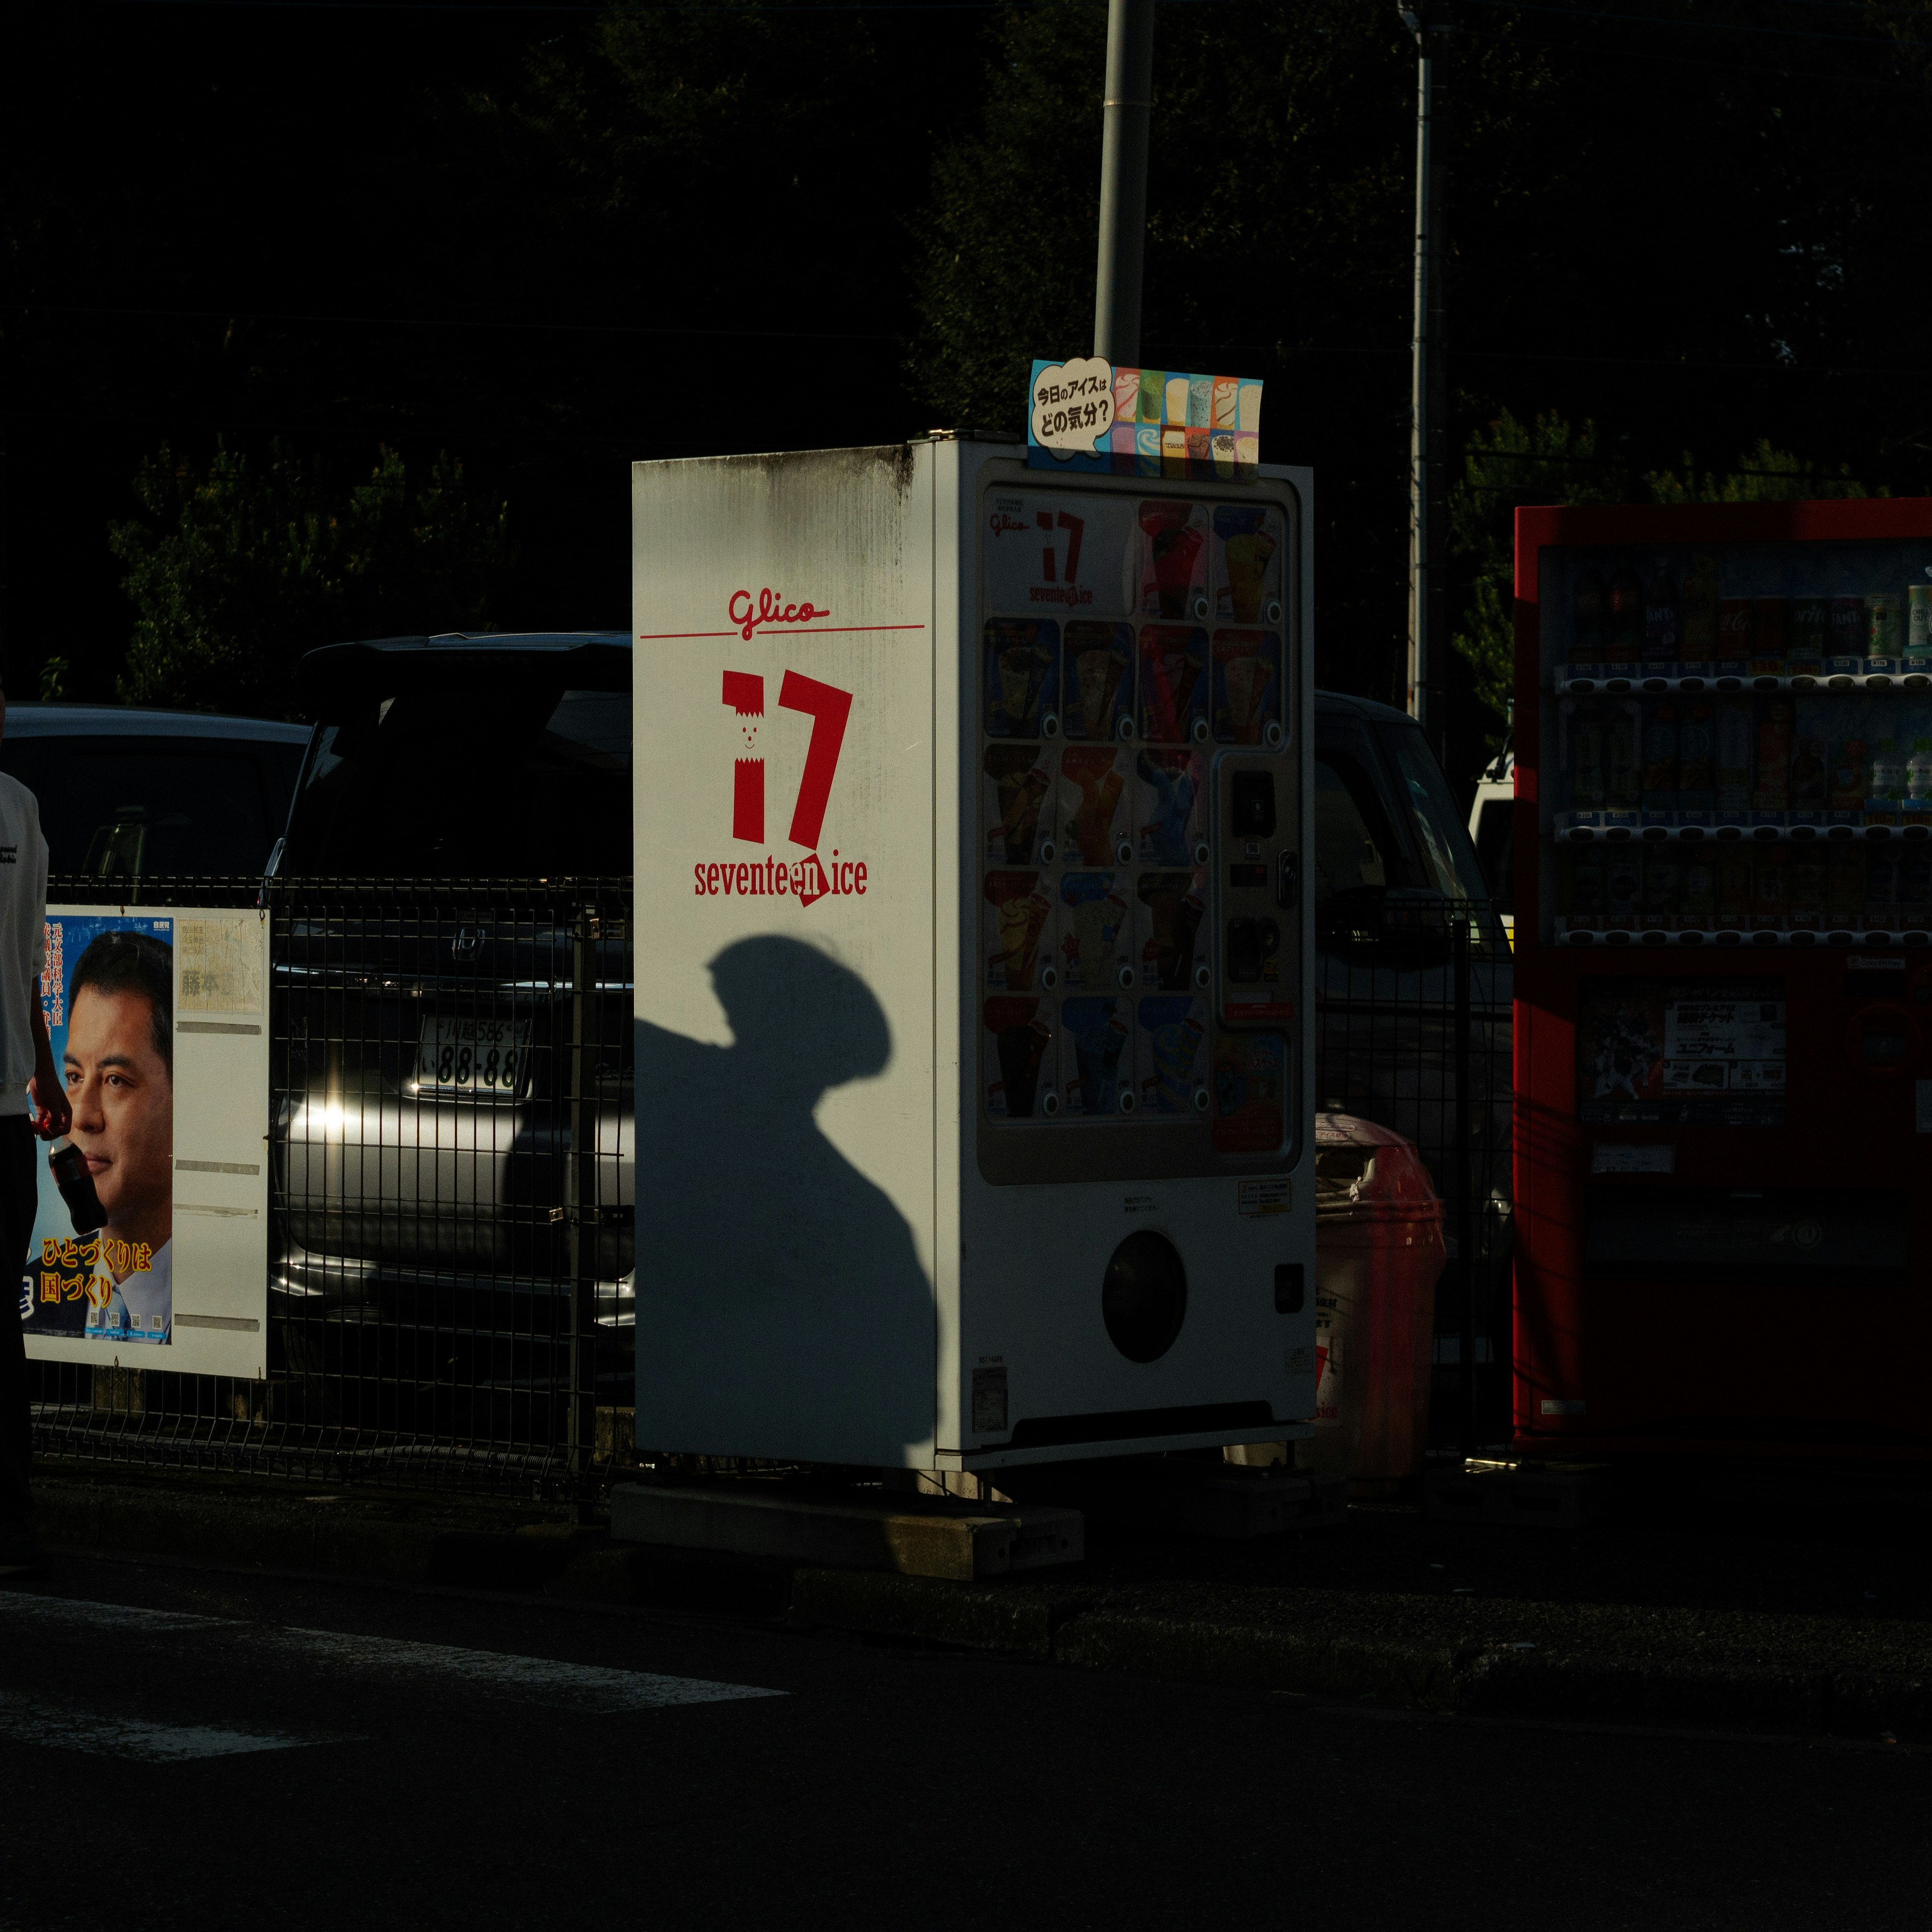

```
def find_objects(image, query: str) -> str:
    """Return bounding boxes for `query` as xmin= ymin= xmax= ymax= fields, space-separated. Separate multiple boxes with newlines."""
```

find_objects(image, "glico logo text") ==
xmin=728 ymin=588 xmax=831 ymax=642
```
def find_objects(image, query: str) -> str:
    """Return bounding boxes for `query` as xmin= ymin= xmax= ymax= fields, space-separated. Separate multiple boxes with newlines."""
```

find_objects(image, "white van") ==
xmin=1466 ymin=743 xmax=1514 ymax=948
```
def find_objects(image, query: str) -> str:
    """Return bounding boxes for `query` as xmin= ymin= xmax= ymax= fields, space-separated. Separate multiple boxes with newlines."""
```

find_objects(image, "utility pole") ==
xmin=1094 ymin=0 xmax=1156 ymax=364
xmin=1402 ymin=4 xmax=1451 ymax=754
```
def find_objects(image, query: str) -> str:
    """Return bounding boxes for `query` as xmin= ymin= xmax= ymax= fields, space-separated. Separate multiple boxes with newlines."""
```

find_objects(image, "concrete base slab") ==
xmin=1425 ymin=1463 xmax=1607 ymax=1531
xmin=608 ymin=1483 xmax=1083 ymax=1582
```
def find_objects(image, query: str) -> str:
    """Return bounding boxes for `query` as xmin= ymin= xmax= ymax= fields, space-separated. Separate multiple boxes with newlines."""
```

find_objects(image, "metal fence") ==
xmin=1313 ymin=897 xmax=1514 ymax=1454
xmin=30 ymin=872 xmax=1508 ymax=1493
xmin=27 ymin=875 xmax=633 ymax=1504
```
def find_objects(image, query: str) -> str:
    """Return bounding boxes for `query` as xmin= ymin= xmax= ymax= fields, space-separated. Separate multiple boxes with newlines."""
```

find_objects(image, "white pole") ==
xmin=1407 ymin=32 xmax=1432 ymax=727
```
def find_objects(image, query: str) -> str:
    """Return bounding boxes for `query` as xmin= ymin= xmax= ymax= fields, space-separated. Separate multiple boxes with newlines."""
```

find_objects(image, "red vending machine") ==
xmin=1514 ymin=499 xmax=1932 ymax=1459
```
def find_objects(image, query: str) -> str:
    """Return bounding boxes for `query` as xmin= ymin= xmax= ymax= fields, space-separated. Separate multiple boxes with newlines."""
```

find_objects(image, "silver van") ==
xmin=267 ymin=636 xmax=635 ymax=1412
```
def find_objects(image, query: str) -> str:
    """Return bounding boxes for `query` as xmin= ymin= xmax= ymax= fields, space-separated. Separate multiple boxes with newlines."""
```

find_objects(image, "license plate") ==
xmin=415 ymin=1017 xmax=529 ymax=1095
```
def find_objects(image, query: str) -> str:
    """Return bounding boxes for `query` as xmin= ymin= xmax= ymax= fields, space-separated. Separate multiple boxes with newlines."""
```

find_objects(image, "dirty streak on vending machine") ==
xmin=631 ymin=437 xmax=1317 ymax=1469
xmin=1517 ymin=497 xmax=1932 ymax=1458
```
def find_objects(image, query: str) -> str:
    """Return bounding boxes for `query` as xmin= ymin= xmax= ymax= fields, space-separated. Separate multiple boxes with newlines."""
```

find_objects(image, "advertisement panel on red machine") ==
xmin=1576 ymin=976 xmax=1786 ymax=1126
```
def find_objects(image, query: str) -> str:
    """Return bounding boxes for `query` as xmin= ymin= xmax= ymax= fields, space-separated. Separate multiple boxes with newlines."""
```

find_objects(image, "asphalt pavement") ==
xmin=0 ymin=1554 xmax=1925 ymax=1932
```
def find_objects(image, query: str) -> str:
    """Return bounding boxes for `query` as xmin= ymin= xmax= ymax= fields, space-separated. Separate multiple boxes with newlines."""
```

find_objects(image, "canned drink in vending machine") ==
xmin=1565 ymin=850 xmax=1606 ymax=932
xmin=1750 ymin=851 xmax=1788 ymax=930
xmin=1866 ymin=737 xmax=1906 ymax=824
xmin=1714 ymin=697 xmax=1754 ymax=820
xmin=1716 ymin=847 xmax=1753 ymax=931
xmin=1789 ymin=706 xmax=1828 ymax=823
xmin=1641 ymin=852 xmax=1678 ymax=930
xmin=1565 ymin=702 xmax=1605 ymax=824
xmin=1679 ymin=853 xmax=1716 ymax=930
xmin=1677 ymin=699 xmax=1716 ymax=820
xmin=1678 ymin=552 xmax=1719 ymax=677
xmin=1640 ymin=701 xmax=1677 ymax=823
xmin=1606 ymin=558 xmax=1644 ymax=675
xmin=1788 ymin=849 xmax=1827 ymax=931
xmin=1900 ymin=846 xmax=1932 ymax=929
xmin=1604 ymin=702 xmax=1641 ymax=820
xmin=1604 ymin=852 xmax=1642 ymax=932
xmin=1867 ymin=592 xmax=1903 ymax=677
xmin=1901 ymin=846 xmax=1932 ymax=927
xmin=1826 ymin=845 xmax=1865 ymax=930
xmin=1867 ymin=846 xmax=1902 ymax=931
xmin=1570 ymin=565 xmax=1605 ymax=675
xmin=1753 ymin=698 xmax=1792 ymax=817
xmin=1716 ymin=598 xmax=1754 ymax=679
xmin=1828 ymin=705 xmax=1870 ymax=823
xmin=1829 ymin=595 xmax=1867 ymax=677
xmin=1750 ymin=597 xmax=1788 ymax=680
xmin=1906 ymin=583 xmax=1932 ymax=672
xmin=1642 ymin=559 xmax=1679 ymax=671
xmin=1789 ymin=595 xmax=1829 ymax=679
xmin=1907 ymin=738 xmax=1932 ymax=825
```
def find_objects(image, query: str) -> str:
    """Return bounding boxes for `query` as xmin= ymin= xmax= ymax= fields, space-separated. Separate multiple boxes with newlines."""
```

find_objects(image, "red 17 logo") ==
xmin=721 ymin=669 xmax=852 ymax=850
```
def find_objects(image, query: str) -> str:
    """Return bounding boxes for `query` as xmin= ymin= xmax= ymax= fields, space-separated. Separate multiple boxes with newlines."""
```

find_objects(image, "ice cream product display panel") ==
xmin=1540 ymin=536 xmax=1932 ymax=945
xmin=978 ymin=486 xmax=1294 ymax=1152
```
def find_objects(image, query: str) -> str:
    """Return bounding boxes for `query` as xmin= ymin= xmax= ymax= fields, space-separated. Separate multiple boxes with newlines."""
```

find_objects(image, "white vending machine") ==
xmin=632 ymin=434 xmax=1316 ymax=1470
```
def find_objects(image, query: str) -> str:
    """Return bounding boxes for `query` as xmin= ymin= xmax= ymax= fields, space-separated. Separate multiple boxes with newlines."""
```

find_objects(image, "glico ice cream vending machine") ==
xmin=630 ymin=437 xmax=1316 ymax=1469
xmin=1515 ymin=498 xmax=1932 ymax=1458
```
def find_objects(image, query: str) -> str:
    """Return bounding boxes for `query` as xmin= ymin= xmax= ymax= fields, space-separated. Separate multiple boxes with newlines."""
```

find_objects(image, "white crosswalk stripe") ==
xmin=250 ymin=1625 xmax=786 ymax=1712
xmin=0 ymin=1594 xmax=227 ymax=1635
xmin=0 ymin=1592 xmax=787 ymax=1756
xmin=0 ymin=1691 xmax=349 ymax=1762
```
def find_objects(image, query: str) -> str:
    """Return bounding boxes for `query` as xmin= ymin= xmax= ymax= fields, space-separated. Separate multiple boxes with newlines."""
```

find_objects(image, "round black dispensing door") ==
xmin=1101 ymin=1230 xmax=1188 ymax=1363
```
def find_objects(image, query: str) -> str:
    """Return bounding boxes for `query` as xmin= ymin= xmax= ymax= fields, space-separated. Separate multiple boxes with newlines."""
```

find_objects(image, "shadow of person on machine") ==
xmin=634 ymin=935 xmax=933 ymax=1464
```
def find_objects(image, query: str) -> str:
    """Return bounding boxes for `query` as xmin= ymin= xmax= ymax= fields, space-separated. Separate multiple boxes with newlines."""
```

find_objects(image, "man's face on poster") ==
xmin=65 ymin=986 xmax=173 ymax=1239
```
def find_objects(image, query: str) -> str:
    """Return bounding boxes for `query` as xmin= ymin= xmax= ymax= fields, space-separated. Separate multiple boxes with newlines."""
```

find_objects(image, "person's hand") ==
xmin=29 ymin=1052 xmax=70 ymax=1141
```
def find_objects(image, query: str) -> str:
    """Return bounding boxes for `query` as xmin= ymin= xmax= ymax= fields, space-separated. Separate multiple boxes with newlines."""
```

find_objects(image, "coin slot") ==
xmin=1227 ymin=918 xmax=1262 ymax=982
xmin=1231 ymin=770 xmax=1276 ymax=838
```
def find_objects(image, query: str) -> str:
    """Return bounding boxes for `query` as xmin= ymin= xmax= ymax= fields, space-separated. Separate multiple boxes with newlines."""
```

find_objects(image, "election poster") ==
xmin=20 ymin=907 xmax=269 ymax=1378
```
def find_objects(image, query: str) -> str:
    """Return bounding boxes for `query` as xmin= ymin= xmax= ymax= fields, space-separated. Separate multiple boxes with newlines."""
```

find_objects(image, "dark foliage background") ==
xmin=5 ymin=0 xmax=1930 ymax=780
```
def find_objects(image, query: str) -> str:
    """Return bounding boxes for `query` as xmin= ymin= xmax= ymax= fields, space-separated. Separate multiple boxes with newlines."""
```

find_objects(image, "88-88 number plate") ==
xmin=415 ymin=1017 xmax=530 ymax=1096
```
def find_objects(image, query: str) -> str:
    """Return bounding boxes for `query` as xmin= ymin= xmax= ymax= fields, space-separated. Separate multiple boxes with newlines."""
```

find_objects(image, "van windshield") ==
xmin=1313 ymin=712 xmax=1417 ymax=910
xmin=1378 ymin=722 xmax=1492 ymax=904
xmin=281 ymin=688 xmax=630 ymax=875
